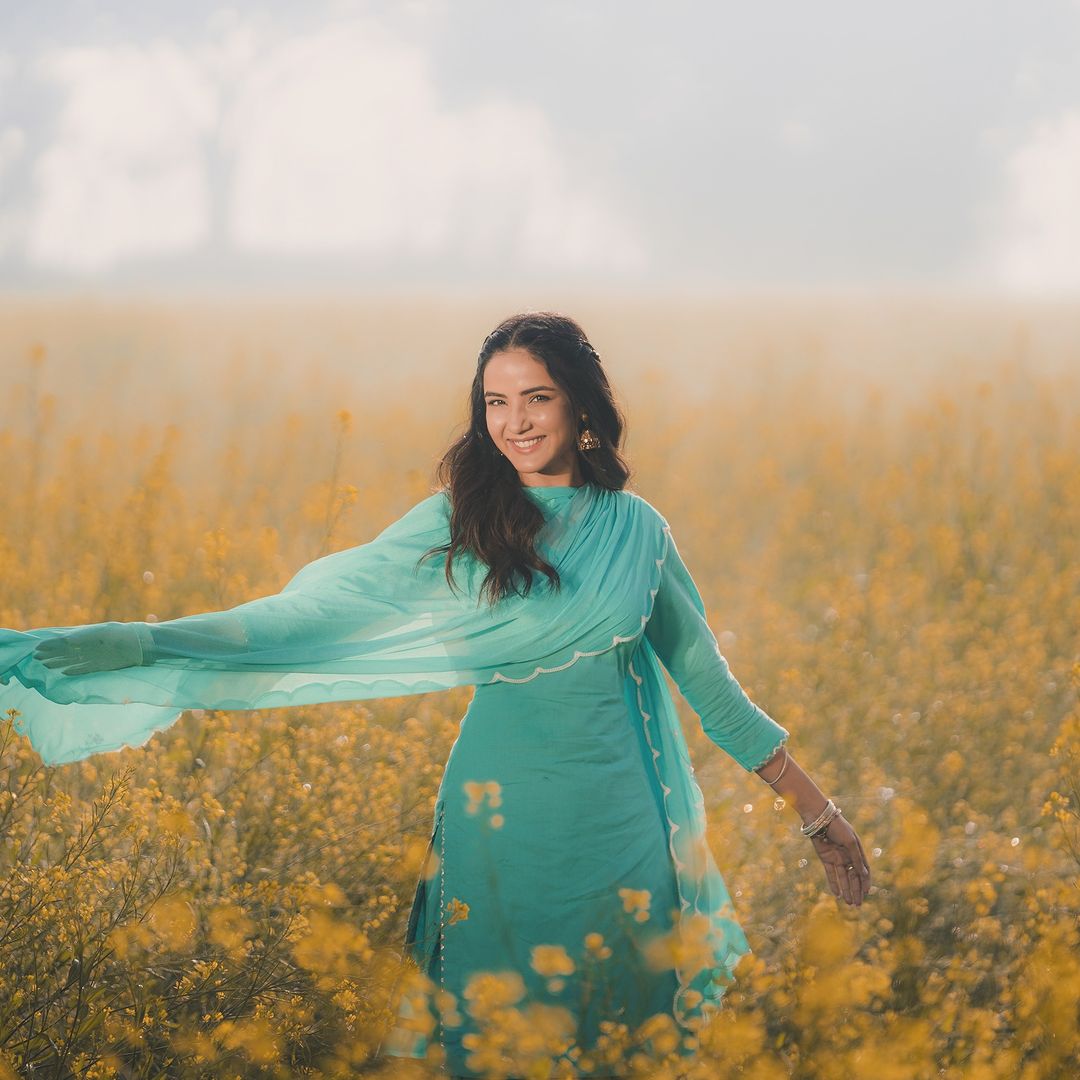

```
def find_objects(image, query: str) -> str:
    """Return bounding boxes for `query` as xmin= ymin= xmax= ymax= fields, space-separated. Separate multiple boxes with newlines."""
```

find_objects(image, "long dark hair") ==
xmin=421 ymin=311 xmax=631 ymax=608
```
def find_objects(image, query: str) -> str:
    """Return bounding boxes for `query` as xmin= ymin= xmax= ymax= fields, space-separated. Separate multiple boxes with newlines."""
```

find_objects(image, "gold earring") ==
xmin=578 ymin=412 xmax=600 ymax=452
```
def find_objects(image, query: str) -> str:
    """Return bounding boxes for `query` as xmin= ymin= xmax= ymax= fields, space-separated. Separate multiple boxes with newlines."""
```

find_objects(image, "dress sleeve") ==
xmin=644 ymin=525 xmax=789 ymax=773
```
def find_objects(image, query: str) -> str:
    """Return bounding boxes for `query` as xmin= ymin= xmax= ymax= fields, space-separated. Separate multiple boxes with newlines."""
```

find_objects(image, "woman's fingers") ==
xmin=33 ymin=640 xmax=69 ymax=660
xmin=822 ymin=859 xmax=841 ymax=899
xmin=38 ymin=651 xmax=82 ymax=669
xmin=847 ymin=832 xmax=872 ymax=904
xmin=818 ymin=840 xmax=864 ymax=905
xmin=38 ymin=655 xmax=77 ymax=670
xmin=855 ymin=832 xmax=872 ymax=877
xmin=843 ymin=842 xmax=870 ymax=905
xmin=838 ymin=856 xmax=854 ymax=904
xmin=30 ymin=638 xmax=81 ymax=675
xmin=817 ymin=842 xmax=852 ymax=902
xmin=842 ymin=845 xmax=863 ymax=905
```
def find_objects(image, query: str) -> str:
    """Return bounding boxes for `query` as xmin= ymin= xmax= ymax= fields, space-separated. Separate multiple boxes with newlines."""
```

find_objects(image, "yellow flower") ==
xmin=464 ymin=778 xmax=503 ymax=815
xmin=445 ymin=897 xmax=470 ymax=925
xmin=463 ymin=970 xmax=526 ymax=1009
xmin=148 ymin=895 xmax=196 ymax=950
xmin=618 ymin=887 xmax=652 ymax=922
xmin=584 ymin=931 xmax=613 ymax=960
xmin=207 ymin=902 xmax=255 ymax=955
xmin=642 ymin=913 xmax=715 ymax=978
xmin=530 ymin=944 xmax=575 ymax=977
xmin=635 ymin=1011 xmax=682 ymax=1055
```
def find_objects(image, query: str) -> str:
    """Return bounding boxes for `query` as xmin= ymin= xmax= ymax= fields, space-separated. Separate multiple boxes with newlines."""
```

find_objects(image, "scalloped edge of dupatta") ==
xmin=483 ymin=491 xmax=669 ymax=685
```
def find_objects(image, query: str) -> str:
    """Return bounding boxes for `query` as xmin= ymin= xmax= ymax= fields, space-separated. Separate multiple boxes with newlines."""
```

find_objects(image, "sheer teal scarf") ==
xmin=1 ymin=481 xmax=752 ymax=1028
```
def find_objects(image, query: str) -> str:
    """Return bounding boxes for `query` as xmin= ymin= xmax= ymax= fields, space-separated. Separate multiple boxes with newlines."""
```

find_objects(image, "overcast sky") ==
xmin=2 ymin=0 xmax=1080 ymax=293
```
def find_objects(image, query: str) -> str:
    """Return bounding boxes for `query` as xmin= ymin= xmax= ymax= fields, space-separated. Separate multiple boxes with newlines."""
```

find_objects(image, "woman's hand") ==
xmin=810 ymin=813 xmax=871 ymax=906
xmin=32 ymin=625 xmax=145 ymax=676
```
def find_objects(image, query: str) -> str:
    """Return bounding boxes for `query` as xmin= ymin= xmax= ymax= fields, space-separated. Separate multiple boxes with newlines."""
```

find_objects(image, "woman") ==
xmin=1 ymin=312 xmax=870 ymax=1078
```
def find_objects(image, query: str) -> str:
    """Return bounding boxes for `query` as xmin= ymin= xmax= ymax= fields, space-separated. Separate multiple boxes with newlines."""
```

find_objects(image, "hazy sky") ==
xmin=2 ymin=1 xmax=1080 ymax=292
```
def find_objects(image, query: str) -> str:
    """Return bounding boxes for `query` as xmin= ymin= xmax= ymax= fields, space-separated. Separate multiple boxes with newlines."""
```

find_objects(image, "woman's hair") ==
xmin=421 ymin=311 xmax=631 ymax=608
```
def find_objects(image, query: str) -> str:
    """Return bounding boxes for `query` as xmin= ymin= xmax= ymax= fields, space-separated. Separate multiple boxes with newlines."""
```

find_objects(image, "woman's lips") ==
xmin=508 ymin=435 xmax=546 ymax=453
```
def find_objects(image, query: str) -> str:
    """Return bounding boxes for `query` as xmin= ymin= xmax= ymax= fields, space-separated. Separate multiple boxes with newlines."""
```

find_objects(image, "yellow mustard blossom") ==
xmin=445 ymin=897 xmax=470 ymax=925
xmin=618 ymin=886 xmax=652 ymax=922
xmin=530 ymin=944 xmax=575 ymax=977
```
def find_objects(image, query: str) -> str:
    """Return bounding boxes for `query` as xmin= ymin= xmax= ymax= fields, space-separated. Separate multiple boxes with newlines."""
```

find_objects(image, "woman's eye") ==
xmin=486 ymin=395 xmax=550 ymax=406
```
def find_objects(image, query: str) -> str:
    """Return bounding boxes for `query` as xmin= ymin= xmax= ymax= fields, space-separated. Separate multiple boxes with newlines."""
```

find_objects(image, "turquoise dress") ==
xmin=382 ymin=485 xmax=789 ymax=1077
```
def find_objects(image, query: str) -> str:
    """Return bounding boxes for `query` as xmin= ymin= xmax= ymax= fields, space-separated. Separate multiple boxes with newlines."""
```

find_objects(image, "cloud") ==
xmin=0 ymin=125 xmax=25 ymax=181
xmin=26 ymin=42 xmax=216 ymax=272
xmin=224 ymin=18 xmax=645 ymax=273
xmin=0 ymin=125 xmax=26 ymax=255
xmin=987 ymin=108 xmax=1080 ymax=293
xmin=19 ymin=14 xmax=645 ymax=278
xmin=779 ymin=120 xmax=817 ymax=152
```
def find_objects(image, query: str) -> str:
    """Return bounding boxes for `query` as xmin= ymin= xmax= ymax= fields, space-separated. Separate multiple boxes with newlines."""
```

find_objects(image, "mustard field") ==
xmin=1 ymin=296 xmax=1077 ymax=1078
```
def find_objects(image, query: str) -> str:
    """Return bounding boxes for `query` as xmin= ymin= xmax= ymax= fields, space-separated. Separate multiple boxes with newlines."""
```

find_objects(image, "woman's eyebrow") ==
xmin=483 ymin=385 xmax=558 ymax=396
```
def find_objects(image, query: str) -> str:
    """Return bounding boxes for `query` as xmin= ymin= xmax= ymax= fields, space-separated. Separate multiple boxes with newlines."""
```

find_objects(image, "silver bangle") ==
xmin=800 ymin=798 xmax=842 ymax=839
xmin=760 ymin=747 xmax=790 ymax=786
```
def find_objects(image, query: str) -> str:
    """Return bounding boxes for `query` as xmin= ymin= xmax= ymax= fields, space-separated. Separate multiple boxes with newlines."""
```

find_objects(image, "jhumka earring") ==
xmin=578 ymin=413 xmax=600 ymax=451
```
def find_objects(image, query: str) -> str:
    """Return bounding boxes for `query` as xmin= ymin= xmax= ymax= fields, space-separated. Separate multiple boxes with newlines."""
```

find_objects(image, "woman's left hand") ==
xmin=32 ymin=625 xmax=145 ymax=676
xmin=809 ymin=813 xmax=871 ymax=906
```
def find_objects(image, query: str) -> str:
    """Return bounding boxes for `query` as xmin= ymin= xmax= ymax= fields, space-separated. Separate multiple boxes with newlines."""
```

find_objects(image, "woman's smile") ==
xmin=508 ymin=435 xmax=546 ymax=452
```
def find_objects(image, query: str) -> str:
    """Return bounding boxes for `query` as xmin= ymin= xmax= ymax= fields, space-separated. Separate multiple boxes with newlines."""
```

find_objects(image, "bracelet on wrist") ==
xmin=800 ymin=798 xmax=842 ymax=839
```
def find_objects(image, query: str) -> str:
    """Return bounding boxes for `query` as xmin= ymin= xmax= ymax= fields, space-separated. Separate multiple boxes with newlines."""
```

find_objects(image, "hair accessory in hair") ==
xmin=577 ymin=337 xmax=602 ymax=365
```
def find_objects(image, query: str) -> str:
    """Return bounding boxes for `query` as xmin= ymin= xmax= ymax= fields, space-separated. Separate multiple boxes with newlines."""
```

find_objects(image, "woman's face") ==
xmin=483 ymin=347 xmax=583 ymax=487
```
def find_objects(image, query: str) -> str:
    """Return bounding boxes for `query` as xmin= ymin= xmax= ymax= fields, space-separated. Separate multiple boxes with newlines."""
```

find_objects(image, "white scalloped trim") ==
xmin=620 ymin=524 xmax=759 ymax=1030
xmin=484 ymin=515 xmax=671 ymax=686
xmin=627 ymin=654 xmax=696 ymax=1029
xmin=747 ymin=734 xmax=789 ymax=774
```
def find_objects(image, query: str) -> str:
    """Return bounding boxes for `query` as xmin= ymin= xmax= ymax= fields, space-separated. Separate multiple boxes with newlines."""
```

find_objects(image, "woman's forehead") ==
xmin=483 ymin=347 xmax=551 ymax=385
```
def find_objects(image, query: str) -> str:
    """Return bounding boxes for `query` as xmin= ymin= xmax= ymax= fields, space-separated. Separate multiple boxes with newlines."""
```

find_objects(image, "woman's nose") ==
xmin=507 ymin=406 xmax=531 ymax=431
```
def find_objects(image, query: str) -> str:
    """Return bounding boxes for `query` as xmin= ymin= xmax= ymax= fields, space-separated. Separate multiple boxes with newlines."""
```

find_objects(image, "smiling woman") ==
xmin=373 ymin=312 xmax=871 ymax=1076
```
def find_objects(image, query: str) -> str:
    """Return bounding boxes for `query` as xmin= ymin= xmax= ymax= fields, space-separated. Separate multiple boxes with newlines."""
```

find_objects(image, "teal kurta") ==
xmin=381 ymin=485 xmax=789 ymax=1077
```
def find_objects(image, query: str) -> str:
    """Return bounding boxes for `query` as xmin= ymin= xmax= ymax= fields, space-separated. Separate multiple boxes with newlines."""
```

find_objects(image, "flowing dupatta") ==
xmin=628 ymin=623 xmax=755 ymax=1029
xmin=0 ymin=482 xmax=752 ymax=1030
